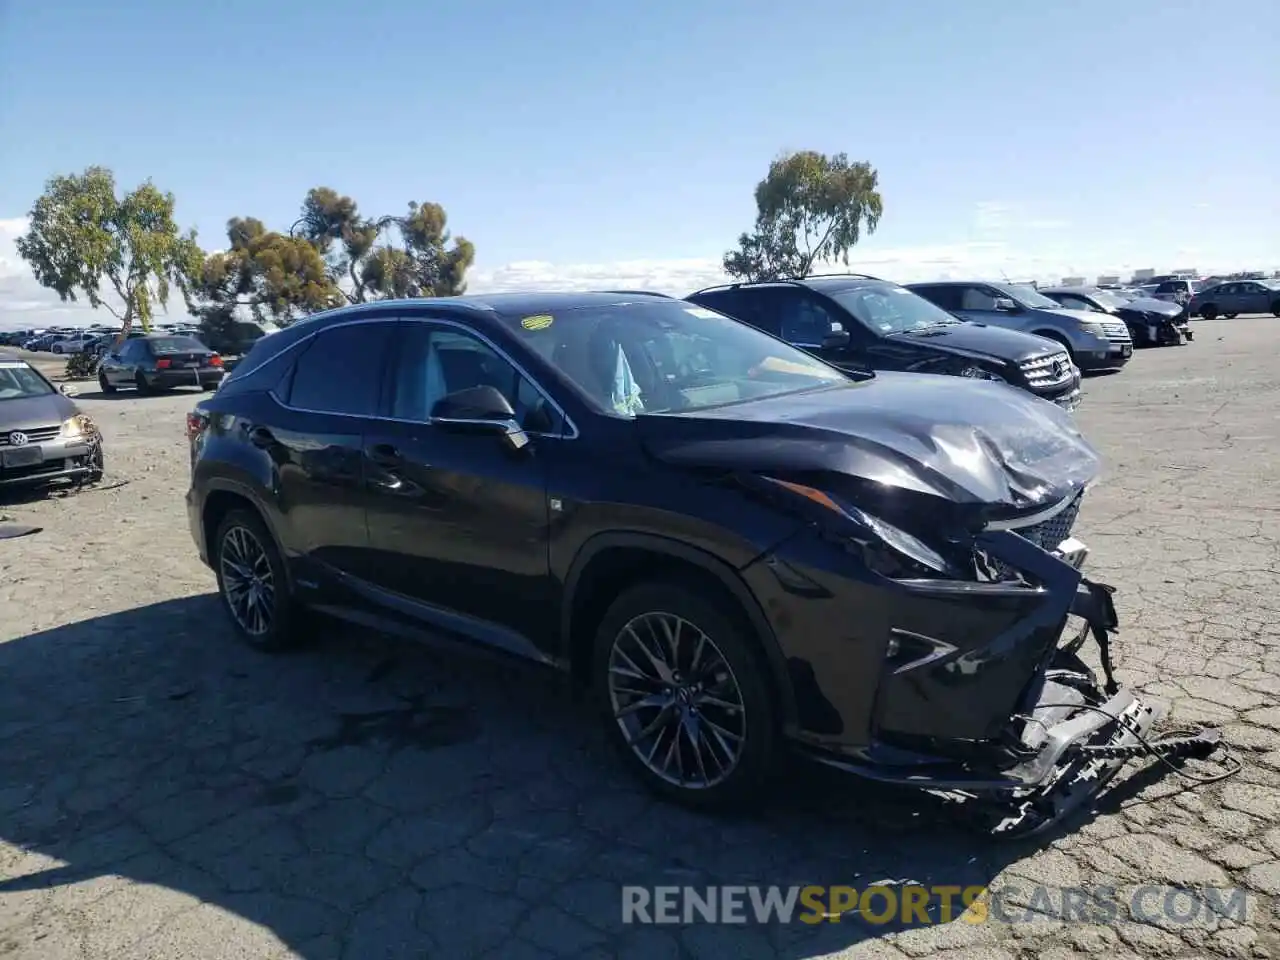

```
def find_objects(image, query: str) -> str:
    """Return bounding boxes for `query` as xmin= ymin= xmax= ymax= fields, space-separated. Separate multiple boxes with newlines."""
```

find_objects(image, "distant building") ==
xmin=1097 ymin=275 xmax=1121 ymax=286
xmin=1132 ymin=268 xmax=1156 ymax=282
xmin=1061 ymin=276 xmax=1086 ymax=286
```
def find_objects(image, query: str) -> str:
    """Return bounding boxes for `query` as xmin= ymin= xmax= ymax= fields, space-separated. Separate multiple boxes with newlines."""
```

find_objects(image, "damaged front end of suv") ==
xmin=644 ymin=373 xmax=1222 ymax=837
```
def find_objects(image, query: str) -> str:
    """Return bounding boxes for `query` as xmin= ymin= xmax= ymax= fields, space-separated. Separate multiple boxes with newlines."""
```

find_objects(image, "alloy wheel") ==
xmin=219 ymin=524 xmax=276 ymax=637
xmin=607 ymin=611 xmax=747 ymax=789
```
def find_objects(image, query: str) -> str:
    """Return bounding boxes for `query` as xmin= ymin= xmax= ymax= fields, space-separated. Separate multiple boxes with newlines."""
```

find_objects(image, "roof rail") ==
xmin=689 ymin=273 xmax=882 ymax=296
xmin=601 ymin=290 xmax=673 ymax=297
xmin=800 ymin=272 xmax=883 ymax=281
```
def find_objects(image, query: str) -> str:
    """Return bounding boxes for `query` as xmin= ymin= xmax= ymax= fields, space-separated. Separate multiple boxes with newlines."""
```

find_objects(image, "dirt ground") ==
xmin=2 ymin=320 xmax=1278 ymax=960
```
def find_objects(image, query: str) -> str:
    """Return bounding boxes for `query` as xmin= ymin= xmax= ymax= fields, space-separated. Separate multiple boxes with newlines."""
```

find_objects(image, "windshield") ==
xmin=1001 ymin=284 xmax=1063 ymax=309
xmin=0 ymin=361 xmax=56 ymax=401
xmin=499 ymin=301 xmax=849 ymax=416
xmin=149 ymin=336 xmax=207 ymax=354
xmin=825 ymin=281 xmax=963 ymax=335
xmin=1089 ymin=290 xmax=1129 ymax=309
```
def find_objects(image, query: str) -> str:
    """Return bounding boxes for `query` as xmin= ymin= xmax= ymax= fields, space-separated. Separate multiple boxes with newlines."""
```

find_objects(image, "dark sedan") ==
xmin=1039 ymin=286 xmax=1192 ymax=348
xmin=97 ymin=334 xmax=226 ymax=394
xmin=0 ymin=353 xmax=105 ymax=490
xmin=183 ymin=291 xmax=1219 ymax=833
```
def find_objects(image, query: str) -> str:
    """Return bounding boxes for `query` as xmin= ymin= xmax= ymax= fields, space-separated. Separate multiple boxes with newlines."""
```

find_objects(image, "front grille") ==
xmin=1014 ymin=495 xmax=1084 ymax=551
xmin=983 ymin=493 xmax=1085 ymax=581
xmin=1020 ymin=351 xmax=1074 ymax=387
xmin=1099 ymin=320 xmax=1131 ymax=342
xmin=0 ymin=425 xmax=60 ymax=446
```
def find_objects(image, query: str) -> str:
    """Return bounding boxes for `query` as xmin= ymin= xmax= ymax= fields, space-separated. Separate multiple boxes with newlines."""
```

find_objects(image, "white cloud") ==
xmin=3 ymin=211 xmax=1274 ymax=331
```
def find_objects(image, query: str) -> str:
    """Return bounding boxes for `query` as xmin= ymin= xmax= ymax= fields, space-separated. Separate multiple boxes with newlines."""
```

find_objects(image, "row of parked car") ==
xmin=0 ymin=319 xmax=281 ymax=358
xmin=679 ymin=273 xmax=1203 ymax=411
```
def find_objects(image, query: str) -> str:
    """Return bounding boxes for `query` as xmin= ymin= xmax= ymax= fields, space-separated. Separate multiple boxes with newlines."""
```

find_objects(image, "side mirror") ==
xmin=993 ymin=297 xmax=1020 ymax=313
xmin=821 ymin=322 xmax=851 ymax=349
xmin=430 ymin=385 xmax=529 ymax=451
xmin=59 ymin=383 xmax=79 ymax=397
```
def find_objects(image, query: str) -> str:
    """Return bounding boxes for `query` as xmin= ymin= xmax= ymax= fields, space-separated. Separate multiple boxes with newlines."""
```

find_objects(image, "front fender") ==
xmin=561 ymin=530 xmax=799 ymax=733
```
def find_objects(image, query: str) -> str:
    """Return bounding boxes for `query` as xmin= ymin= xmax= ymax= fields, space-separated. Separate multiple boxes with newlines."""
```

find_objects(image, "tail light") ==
xmin=209 ymin=354 xmax=224 ymax=367
xmin=155 ymin=358 xmax=172 ymax=370
xmin=186 ymin=409 xmax=210 ymax=442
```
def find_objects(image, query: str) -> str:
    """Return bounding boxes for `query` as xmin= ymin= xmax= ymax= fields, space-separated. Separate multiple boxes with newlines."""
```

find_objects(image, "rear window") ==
xmin=149 ymin=336 xmax=207 ymax=354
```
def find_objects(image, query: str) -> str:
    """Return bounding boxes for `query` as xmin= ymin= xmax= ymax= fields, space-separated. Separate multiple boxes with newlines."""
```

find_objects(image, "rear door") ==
xmin=266 ymin=320 xmax=395 ymax=582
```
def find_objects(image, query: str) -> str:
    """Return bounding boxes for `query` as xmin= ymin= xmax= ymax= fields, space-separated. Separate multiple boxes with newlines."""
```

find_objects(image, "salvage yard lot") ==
xmin=2 ymin=320 xmax=1279 ymax=960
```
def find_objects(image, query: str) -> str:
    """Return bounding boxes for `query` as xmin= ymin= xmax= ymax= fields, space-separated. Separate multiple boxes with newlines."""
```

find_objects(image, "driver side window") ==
xmin=961 ymin=287 xmax=999 ymax=310
xmin=391 ymin=322 xmax=561 ymax=434
xmin=768 ymin=290 xmax=839 ymax=346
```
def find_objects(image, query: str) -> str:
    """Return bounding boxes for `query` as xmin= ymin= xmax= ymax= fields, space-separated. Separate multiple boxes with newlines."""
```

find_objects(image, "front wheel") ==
xmin=52 ymin=345 xmax=63 ymax=355
xmin=1200 ymin=305 xmax=1219 ymax=321
xmin=1271 ymin=301 xmax=1280 ymax=318
xmin=592 ymin=581 xmax=779 ymax=810
xmin=98 ymin=371 xmax=115 ymax=394
xmin=213 ymin=508 xmax=300 ymax=652
xmin=1224 ymin=313 xmax=1238 ymax=319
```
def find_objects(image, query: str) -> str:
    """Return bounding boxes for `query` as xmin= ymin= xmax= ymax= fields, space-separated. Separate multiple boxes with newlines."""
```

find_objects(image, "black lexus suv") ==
xmin=686 ymin=275 xmax=1081 ymax=410
xmin=184 ymin=291 xmax=1200 ymax=831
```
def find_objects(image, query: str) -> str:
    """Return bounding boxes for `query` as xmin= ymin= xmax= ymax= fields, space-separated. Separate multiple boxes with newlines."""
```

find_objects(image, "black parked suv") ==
xmin=686 ymin=276 xmax=1081 ymax=410
xmin=185 ymin=291 xmax=1202 ymax=830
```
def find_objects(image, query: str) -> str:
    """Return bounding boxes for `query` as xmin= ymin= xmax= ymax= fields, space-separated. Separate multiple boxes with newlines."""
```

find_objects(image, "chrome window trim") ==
xmin=262 ymin=313 xmax=580 ymax=440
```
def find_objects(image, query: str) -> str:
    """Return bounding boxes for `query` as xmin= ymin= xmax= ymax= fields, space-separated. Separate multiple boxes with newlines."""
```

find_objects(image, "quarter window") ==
xmin=286 ymin=322 xmax=393 ymax=417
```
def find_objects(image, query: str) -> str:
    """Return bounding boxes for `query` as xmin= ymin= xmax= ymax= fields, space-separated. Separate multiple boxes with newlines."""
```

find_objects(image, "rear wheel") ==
xmin=134 ymin=372 xmax=152 ymax=394
xmin=1271 ymin=301 xmax=1280 ymax=318
xmin=1200 ymin=305 xmax=1218 ymax=321
xmin=1223 ymin=313 xmax=1238 ymax=319
xmin=213 ymin=508 xmax=300 ymax=651
xmin=98 ymin=371 xmax=115 ymax=394
xmin=592 ymin=581 xmax=779 ymax=810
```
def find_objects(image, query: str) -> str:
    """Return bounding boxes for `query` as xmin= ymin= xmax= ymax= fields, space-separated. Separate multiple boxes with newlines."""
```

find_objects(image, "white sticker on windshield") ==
xmin=0 ymin=362 xmax=31 ymax=370
xmin=683 ymin=307 xmax=719 ymax=319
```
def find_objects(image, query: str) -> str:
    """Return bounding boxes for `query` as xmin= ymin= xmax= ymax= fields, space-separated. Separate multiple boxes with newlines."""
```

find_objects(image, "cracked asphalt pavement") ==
xmin=1 ymin=318 xmax=1278 ymax=959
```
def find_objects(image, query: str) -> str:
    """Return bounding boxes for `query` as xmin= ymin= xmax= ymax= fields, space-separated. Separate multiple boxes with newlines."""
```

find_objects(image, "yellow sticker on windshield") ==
xmin=521 ymin=314 xmax=554 ymax=331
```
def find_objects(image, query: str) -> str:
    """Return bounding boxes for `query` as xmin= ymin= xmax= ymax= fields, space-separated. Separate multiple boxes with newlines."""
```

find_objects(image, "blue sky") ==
xmin=1 ymin=0 xmax=1277 ymax=327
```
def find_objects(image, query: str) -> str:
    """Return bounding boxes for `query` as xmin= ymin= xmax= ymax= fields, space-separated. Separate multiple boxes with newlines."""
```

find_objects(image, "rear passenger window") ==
xmin=286 ymin=322 xmax=392 ymax=417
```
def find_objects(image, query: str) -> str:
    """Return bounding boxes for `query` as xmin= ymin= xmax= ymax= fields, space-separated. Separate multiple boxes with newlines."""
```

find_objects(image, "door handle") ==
xmin=248 ymin=426 xmax=276 ymax=449
xmin=368 ymin=443 xmax=403 ymax=468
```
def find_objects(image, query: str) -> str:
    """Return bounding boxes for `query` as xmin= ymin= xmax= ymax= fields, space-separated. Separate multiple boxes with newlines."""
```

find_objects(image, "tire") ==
xmin=591 ymin=580 xmax=779 ymax=810
xmin=134 ymin=372 xmax=151 ymax=394
xmin=98 ymin=371 xmax=115 ymax=394
xmin=212 ymin=508 xmax=300 ymax=652
xmin=1200 ymin=305 xmax=1218 ymax=321
xmin=52 ymin=345 xmax=63 ymax=355
xmin=1272 ymin=301 xmax=1280 ymax=318
xmin=1224 ymin=313 xmax=1238 ymax=319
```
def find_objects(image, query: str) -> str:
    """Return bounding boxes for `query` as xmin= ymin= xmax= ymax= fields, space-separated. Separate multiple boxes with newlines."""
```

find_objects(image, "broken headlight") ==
xmin=761 ymin=477 xmax=957 ymax=577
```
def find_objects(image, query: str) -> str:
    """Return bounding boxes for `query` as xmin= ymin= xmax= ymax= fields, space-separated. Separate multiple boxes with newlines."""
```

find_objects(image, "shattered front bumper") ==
xmin=793 ymin=527 xmax=1223 ymax=838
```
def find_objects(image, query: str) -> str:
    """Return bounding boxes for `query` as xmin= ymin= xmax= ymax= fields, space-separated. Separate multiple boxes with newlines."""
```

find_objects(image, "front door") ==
xmin=362 ymin=319 xmax=558 ymax=659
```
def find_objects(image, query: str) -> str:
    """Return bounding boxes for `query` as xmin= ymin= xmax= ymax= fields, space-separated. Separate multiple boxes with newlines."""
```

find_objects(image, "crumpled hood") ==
xmin=1116 ymin=298 xmax=1183 ymax=320
xmin=638 ymin=371 xmax=1100 ymax=517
